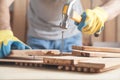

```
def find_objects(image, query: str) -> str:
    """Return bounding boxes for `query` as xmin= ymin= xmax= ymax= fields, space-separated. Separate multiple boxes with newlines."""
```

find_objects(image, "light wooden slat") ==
xmin=72 ymin=46 xmax=120 ymax=53
xmin=72 ymin=50 xmax=120 ymax=58
xmin=10 ymin=50 xmax=60 ymax=56
xmin=76 ymin=58 xmax=120 ymax=72
xmin=43 ymin=56 xmax=98 ymax=66
xmin=0 ymin=59 xmax=43 ymax=63
xmin=7 ymin=50 xmax=60 ymax=59
xmin=12 ymin=0 xmax=28 ymax=42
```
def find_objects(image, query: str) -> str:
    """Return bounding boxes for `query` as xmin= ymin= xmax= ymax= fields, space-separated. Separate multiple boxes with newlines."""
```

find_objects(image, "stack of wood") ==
xmin=72 ymin=46 xmax=120 ymax=57
xmin=0 ymin=46 xmax=120 ymax=73
xmin=71 ymin=46 xmax=120 ymax=72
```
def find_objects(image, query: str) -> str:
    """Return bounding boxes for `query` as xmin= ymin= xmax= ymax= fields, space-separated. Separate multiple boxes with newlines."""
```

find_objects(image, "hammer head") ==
xmin=60 ymin=0 xmax=76 ymax=29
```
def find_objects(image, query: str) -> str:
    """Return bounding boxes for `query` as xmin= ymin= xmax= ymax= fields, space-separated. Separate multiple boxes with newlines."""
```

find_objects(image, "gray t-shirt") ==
xmin=28 ymin=0 xmax=83 ymax=40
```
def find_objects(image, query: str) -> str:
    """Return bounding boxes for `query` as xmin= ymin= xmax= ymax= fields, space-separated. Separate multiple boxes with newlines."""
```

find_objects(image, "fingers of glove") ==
xmin=0 ymin=41 xmax=31 ymax=58
xmin=82 ymin=9 xmax=104 ymax=34
xmin=0 ymin=41 xmax=25 ymax=57
xmin=75 ymin=9 xmax=96 ymax=34
xmin=12 ymin=37 xmax=31 ymax=49
xmin=93 ymin=15 xmax=104 ymax=33
xmin=85 ymin=15 xmax=100 ymax=34
xmin=82 ymin=12 xmax=97 ymax=34
xmin=84 ymin=9 xmax=95 ymax=30
xmin=11 ymin=41 xmax=31 ymax=50
xmin=24 ymin=44 xmax=31 ymax=49
xmin=82 ymin=14 xmax=96 ymax=33
xmin=75 ymin=12 xmax=87 ymax=31
xmin=0 ymin=42 xmax=12 ymax=57
xmin=84 ymin=17 xmax=104 ymax=34
xmin=0 ymin=48 xmax=4 ymax=58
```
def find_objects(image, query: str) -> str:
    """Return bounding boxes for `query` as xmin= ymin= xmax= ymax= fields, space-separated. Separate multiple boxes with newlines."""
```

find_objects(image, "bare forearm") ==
xmin=7 ymin=0 xmax=14 ymax=7
xmin=0 ymin=0 xmax=14 ymax=30
xmin=101 ymin=0 xmax=120 ymax=20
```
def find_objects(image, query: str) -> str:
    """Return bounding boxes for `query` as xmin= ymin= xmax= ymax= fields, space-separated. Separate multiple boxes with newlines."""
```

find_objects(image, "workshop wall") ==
xmin=11 ymin=0 xmax=120 ymax=46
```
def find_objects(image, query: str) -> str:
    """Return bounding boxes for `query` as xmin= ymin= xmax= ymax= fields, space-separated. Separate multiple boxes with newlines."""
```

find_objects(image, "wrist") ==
xmin=0 ymin=26 xmax=11 ymax=30
xmin=93 ymin=7 xmax=108 ymax=22
xmin=0 ymin=29 xmax=13 ymax=36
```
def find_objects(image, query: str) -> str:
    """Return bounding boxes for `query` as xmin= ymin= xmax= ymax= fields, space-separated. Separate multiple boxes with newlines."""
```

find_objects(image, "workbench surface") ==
xmin=0 ymin=65 xmax=120 ymax=80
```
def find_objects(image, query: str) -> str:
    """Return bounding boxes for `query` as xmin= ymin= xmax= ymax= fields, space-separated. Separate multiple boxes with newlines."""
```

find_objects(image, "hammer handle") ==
xmin=71 ymin=11 xmax=82 ymax=23
xmin=71 ymin=11 xmax=99 ymax=37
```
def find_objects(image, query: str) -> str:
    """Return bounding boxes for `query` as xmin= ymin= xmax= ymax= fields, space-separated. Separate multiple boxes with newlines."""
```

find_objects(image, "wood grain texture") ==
xmin=72 ymin=50 xmax=120 ymax=58
xmin=10 ymin=50 xmax=60 ymax=56
xmin=0 ymin=59 xmax=43 ymax=63
xmin=43 ymin=56 xmax=100 ymax=66
xmin=76 ymin=58 xmax=120 ymax=72
xmin=0 ymin=57 xmax=120 ymax=73
xmin=72 ymin=46 xmax=120 ymax=53
xmin=6 ymin=50 xmax=60 ymax=60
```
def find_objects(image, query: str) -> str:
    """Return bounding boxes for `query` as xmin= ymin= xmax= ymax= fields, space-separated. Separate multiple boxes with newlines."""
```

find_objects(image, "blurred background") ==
xmin=9 ymin=0 xmax=120 ymax=47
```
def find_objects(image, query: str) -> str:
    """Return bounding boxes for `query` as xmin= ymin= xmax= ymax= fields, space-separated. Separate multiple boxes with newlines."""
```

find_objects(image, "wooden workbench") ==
xmin=0 ymin=64 xmax=120 ymax=80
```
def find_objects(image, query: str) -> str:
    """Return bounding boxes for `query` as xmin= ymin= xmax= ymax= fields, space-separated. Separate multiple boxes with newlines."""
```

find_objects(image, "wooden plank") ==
xmin=43 ymin=57 xmax=73 ymax=66
xmin=6 ymin=56 xmax=44 ymax=60
xmin=72 ymin=46 xmax=120 ymax=53
xmin=76 ymin=58 xmax=120 ymax=72
xmin=71 ymin=11 xmax=82 ymax=23
xmin=7 ymin=50 xmax=60 ymax=60
xmin=0 ymin=59 xmax=43 ymax=63
xmin=12 ymin=0 xmax=28 ymax=42
xmin=43 ymin=56 xmax=100 ymax=66
xmin=0 ymin=57 xmax=119 ymax=73
xmin=0 ymin=58 xmax=43 ymax=67
xmin=72 ymin=50 xmax=120 ymax=58
xmin=9 ymin=50 xmax=60 ymax=56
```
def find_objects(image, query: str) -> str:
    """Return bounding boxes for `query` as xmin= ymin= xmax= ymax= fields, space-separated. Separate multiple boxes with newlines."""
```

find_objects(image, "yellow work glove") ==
xmin=0 ymin=30 xmax=31 ymax=58
xmin=75 ymin=7 xmax=108 ymax=34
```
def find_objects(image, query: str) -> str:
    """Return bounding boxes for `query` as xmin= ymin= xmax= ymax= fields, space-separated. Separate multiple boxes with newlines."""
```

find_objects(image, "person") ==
xmin=0 ymin=0 xmax=120 ymax=58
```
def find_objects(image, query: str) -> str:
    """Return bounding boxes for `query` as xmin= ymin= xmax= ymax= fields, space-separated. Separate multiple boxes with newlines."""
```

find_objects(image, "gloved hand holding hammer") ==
xmin=75 ymin=0 xmax=120 ymax=36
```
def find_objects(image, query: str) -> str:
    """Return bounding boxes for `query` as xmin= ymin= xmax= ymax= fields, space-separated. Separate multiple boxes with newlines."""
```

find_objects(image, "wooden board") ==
xmin=0 ymin=57 xmax=120 ymax=73
xmin=72 ymin=50 xmax=120 ymax=58
xmin=7 ymin=50 xmax=75 ymax=60
xmin=0 ymin=58 xmax=43 ymax=67
xmin=72 ymin=46 xmax=120 ymax=53
xmin=76 ymin=58 xmax=120 ymax=73
xmin=0 ymin=46 xmax=120 ymax=73
xmin=43 ymin=56 xmax=100 ymax=66
xmin=10 ymin=50 xmax=60 ymax=56
xmin=0 ymin=59 xmax=43 ymax=63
